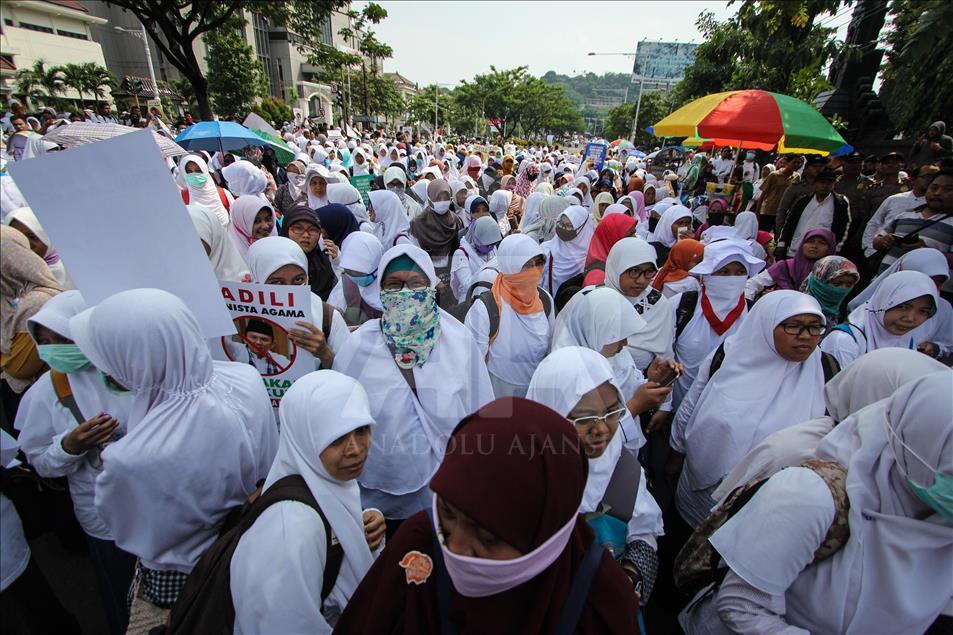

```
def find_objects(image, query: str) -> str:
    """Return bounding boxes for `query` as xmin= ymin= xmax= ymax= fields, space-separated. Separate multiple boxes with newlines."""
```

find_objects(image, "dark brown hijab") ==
xmin=409 ymin=178 xmax=463 ymax=258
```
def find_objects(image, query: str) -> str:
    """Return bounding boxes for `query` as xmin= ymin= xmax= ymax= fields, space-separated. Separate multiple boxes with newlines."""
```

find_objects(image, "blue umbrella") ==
xmin=174 ymin=121 xmax=268 ymax=154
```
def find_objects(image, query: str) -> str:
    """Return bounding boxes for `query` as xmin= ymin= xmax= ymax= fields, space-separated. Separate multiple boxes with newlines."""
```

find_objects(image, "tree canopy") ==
xmin=603 ymin=91 xmax=672 ymax=146
xmin=204 ymin=22 xmax=268 ymax=119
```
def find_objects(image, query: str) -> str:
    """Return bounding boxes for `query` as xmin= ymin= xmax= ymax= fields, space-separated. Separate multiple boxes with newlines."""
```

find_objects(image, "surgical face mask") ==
xmin=347 ymin=271 xmax=377 ymax=287
xmin=387 ymin=184 xmax=405 ymax=197
xmin=475 ymin=242 xmax=496 ymax=255
xmin=37 ymin=344 xmax=91 ymax=374
xmin=555 ymin=224 xmax=578 ymax=242
xmin=746 ymin=152 xmax=755 ymax=161
xmin=184 ymin=172 xmax=208 ymax=188
xmin=887 ymin=419 xmax=953 ymax=520
xmin=432 ymin=200 xmax=451 ymax=215
xmin=288 ymin=173 xmax=305 ymax=187
xmin=99 ymin=371 xmax=131 ymax=395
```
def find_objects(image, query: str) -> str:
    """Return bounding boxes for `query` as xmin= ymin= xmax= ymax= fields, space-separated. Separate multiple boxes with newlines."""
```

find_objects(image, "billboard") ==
xmin=632 ymin=41 xmax=699 ymax=80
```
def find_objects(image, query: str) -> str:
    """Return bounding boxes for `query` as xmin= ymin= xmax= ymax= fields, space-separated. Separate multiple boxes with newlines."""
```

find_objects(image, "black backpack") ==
xmin=707 ymin=340 xmax=841 ymax=382
xmin=476 ymin=287 xmax=553 ymax=341
xmin=165 ymin=475 xmax=343 ymax=634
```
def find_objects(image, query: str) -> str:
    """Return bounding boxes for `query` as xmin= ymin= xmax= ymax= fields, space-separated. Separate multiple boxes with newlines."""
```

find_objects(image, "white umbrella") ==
xmin=42 ymin=122 xmax=187 ymax=158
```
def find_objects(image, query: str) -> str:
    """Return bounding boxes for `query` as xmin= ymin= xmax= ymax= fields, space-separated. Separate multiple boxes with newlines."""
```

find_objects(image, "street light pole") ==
xmin=114 ymin=25 xmax=159 ymax=107
xmin=631 ymin=75 xmax=646 ymax=142
xmin=434 ymin=84 xmax=438 ymax=139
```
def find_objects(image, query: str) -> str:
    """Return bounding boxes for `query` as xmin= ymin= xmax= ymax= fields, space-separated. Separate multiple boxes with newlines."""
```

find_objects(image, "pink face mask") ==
xmin=431 ymin=498 xmax=579 ymax=598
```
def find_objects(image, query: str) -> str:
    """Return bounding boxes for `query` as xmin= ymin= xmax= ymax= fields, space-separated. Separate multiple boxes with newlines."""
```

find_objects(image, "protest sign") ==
xmin=9 ymin=129 xmax=234 ymax=337
xmin=401 ymin=126 xmax=413 ymax=142
xmin=350 ymin=174 xmax=374 ymax=206
xmin=215 ymin=281 xmax=314 ymax=410
xmin=579 ymin=142 xmax=608 ymax=174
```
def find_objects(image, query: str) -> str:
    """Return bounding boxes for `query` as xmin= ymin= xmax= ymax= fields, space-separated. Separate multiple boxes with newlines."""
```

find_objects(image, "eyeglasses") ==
xmin=381 ymin=280 xmax=429 ymax=291
xmin=569 ymin=406 xmax=627 ymax=428
xmin=779 ymin=322 xmax=826 ymax=337
xmin=623 ymin=266 xmax=657 ymax=281
xmin=287 ymin=224 xmax=321 ymax=237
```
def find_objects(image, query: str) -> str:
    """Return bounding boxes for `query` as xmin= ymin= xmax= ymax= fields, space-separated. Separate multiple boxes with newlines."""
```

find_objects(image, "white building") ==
xmin=0 ymin=0 xmax=109 ymax=105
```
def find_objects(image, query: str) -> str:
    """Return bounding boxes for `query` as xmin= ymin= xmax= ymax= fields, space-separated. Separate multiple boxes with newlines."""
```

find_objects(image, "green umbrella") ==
xmin=250 ymin=128 xmax=296 ymax=165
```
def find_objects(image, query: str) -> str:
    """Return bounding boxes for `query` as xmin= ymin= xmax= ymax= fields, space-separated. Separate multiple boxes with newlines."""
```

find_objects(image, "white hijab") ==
xmin=519 ymin=191 xmax=546 ymax=231
xmin=264 ymin=370 xmax=376 ymax=600
xmin=848 ymin=247 xmax=948 ymax=311
xmin=845 ymin=270 xmax=939 ymax=353
xmin=70 ymin=289 xmax=276 ymax=571
xmin=541 ymin=204 xmax=595 ymax=294
xmin=327 ymin=182 xmax=369 ymax=225
xmin=368 ymin=189 xmax=411 ymax=249
xmin=680 ymin=290 xmax=826 ymax=491
xmin=651 ymin=204 xmax=692 ymax=247
xmin=177 ymin=154 xmax=229 ymax=225
xmin=339 ymin=231 xmax=384 ymax=310
xmin=689 ymin=239 xmax=765 ymax=315
xmin=350 ymin=148 xmax=369 ymax=176
xmin=304 ymin=164 xmax=331 ymax=209
xmin=228 ymin=194 xmax=276 ymax=260
xmin=187 ymin=203 xmax=250 ymax=282
xmin=222 ymin=159 xmax=268 ymax=196
xmin=605 ymin=238 xmax=672 ymax=359
xmin=733 ymin=210 xmax=760 ymax=241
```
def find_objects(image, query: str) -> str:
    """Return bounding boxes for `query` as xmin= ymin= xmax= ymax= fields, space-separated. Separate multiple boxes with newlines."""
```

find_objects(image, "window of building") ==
xmin=275 ymin=57 xmax=285 ymax=101
xmin=4 ymin=19 xmax=14 ymax=27
xmin=56 ymin=29 xmax=88 ymax=40
xmin=251 ymin=13 xmax=278 ymax=98
xmin=18 ymin=22 xmax=54 ymax=34
xmin=318 ymin=17 xmax=332 ymax=46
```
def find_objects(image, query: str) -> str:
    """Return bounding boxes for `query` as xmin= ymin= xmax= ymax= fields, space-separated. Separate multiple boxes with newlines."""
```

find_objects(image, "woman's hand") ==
xmin=323 ymin=237 xmax=339 ymax=260
xmin=646 ymin=356 xmax=683 ymax=384
xmin=645 ymin=409 xmax=672 ymax=435
xmin=61 ymin=414 xmax=119 ymax=455
xmin=289 ymin=320 xmax=333 ymax=368
xmin=363 ymin=509 xmax=386 ymax=551
xmin=627 ymin=382 xmax=672 ymax=416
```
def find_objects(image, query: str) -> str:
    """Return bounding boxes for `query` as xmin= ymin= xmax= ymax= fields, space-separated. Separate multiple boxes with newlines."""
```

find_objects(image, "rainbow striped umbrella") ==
xmin=652 ymin=90 xmax=848 ymax=155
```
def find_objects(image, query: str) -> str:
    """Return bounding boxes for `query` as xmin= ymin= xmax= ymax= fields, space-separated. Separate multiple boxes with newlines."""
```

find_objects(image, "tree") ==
xmin=517 ymin=78 xmax=584 ymax=139
xmin=355 ymin=72 xmax=404 ymax=120
xmin=170 ymin=78 xmax=197 ymax=112
xmin=407 ymin=86 xmax=454 ymax=131
xmin=58 ymin=63 xmax=88 ymax=107
xmin=671 ymin=0 xmax=845 ymax=106
xmin=454 ymin=66 xmax=537 ymax=141
xmin=252 ymin=96 xmax=294 ymax=127
xmin=204 ymin=23 xmax=268 ymax=119
xmin=602 ymin=91 xmax=671 ymax=145
xmin=879 ymin=0 xmax=953 ymax=136
xmin=79 ymin=63 xmax=115 ymax=109
xmin=103 ymin=0 xmax=348 ymax=119
xmin=14 ymin=60 xmax=64 ymax=109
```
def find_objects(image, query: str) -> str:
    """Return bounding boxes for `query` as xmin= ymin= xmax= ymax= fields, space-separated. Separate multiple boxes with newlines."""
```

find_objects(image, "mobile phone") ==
xmin=658 ymin=368 xmax=680 ymax=388
xmin=898 ymin=233 xmax=921 ymax=245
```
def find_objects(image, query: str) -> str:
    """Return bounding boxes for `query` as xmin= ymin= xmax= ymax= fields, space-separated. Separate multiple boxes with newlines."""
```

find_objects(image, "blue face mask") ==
xmin=347 ymin=270 xmax=377 ymax=288
xmin=99 ymin=371 xmax=131 ymax=396
xmin=37 ymin=344 xmax=91 ymax=374
xmin=184 ymin=172 xmax=208 ymax=188
xmin=908 ymin=472 xmax=953 ymax=521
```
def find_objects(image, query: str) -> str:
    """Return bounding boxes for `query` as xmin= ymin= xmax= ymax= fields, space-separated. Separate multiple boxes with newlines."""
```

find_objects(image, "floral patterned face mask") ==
xmin=380 ymin=288 xmax=440 ymax=368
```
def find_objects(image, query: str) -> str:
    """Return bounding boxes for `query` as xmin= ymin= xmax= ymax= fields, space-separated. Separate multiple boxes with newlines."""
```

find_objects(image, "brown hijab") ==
xmin=1 ymin=225 xmax=61 ymax=355
xmin=409 ymin=178 xmax=463 ymax=258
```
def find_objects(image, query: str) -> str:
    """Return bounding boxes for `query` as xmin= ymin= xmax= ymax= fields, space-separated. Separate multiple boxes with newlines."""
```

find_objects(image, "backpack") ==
xmin=674 ymin=290 xmax=699 ymax=341
xmin=476 ymin=287 xmax=553 ymax=342
xmin=165 ymin=474 xmax=343 ymax=635
xmin=341 ymin=275 xmax=383 ymax=326
xmin=444 ymin=268 xmax=500 ymax=323
xmin=674 ymin=458 xmax=850 ymax=598
xmin=707 ymin=341 xmax=841 ymax=382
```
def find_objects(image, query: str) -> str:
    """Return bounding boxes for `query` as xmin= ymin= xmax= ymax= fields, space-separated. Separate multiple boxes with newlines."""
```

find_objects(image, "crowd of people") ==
xmin=1 ymin=110 xmax=951 ymax=634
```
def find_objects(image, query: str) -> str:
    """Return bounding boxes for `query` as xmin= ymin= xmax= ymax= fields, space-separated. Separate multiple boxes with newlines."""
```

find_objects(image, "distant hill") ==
xmin=541 ymin=71 xmax=633 ymax=113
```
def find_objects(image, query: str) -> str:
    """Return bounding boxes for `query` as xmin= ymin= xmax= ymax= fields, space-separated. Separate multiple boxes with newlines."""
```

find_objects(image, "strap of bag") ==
xmin=708 ymin=341 xmax=728 ymax=377
xmin=675 ymin=290 xmax=699 ymax=340
xmin=898 ymin=211 xmax=949 ymax=239
xmin=820 ymin=352 xmax=840 ymax=383
xmin=477 ymin=291 xmax=501 ymax=341
xmin=321 ymin=302 xmax=333 ymax=338
xmin=601 ymin=450 xmax=642 ymax=523
xmin=50 ymin=370 xmax=85 ymax=425
xmin=555 ymin=538 xmax=605 ymax=635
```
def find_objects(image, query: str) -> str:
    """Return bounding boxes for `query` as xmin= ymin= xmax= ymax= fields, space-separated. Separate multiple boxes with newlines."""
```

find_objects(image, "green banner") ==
xmin=350 ymin=174 xmax=373 ymax=206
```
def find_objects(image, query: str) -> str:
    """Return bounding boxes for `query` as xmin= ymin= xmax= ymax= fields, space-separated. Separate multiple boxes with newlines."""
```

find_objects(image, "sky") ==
xmin=359 ymin=1 xmax=738 ymax=86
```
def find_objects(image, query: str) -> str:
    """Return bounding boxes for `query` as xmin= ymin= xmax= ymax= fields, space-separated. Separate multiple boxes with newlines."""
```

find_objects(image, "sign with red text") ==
xmin=214 ymin=281 xmax=314 ymax=409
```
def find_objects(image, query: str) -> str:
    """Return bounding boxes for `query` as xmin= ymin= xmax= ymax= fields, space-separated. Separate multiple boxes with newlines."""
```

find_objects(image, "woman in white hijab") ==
xmin=246 ymin=236 xmax=350 ymax=368
xmin=451 ymin=216 xmax=502 ymax=303
xmin=5 ymin=207 xmax=73 ymax=289
xmin=332 ymin=244 xmax=494 ymax=525
xmin=489 ymin=189 xmax=514 ymax=237
xmin=176 ymin=153 xmax=232 ymax=225
xmin=649 ymin=204 xmax=693 ymax=267
xmin=327 ymin=182 xmax=369 ymax=227
xmin=305 ymin=164 xmax=333 ymax=210
xmin=186 ymin=203 xmax=251 ymax=282
xmin=526 ymin=346 xmax=665 ymax=604
xmin=713 ymin=347 xmax=950 ymax=502
xmin=70 ymin=289 xmax=277 ymax=606
xmin=670 ymin=290 xmax=829 ymax=527
xmin=350 ymin=148 xmax=370 ymax=177
xmin=690 ymin=371 xmax=953 ymax=635
xmin=572 ymin=176 xmax=594 ymax=209
xmin=518 ymin=191 xmax=546 ymax=232
xmin=523 ymin=195 xmax=572 ymax=244
xmin=231 ymin=371 xmax=382 ymax=633
xmin=227 ymin=194 xmax=276 ymax=260
xmin=731 ymin=210 xmax=766 ymax=260
xmin=464 ymin=234 xmax=552 ymax=398
xmin=605 ymin=238 xmax=673 ymax=372
xmin=820 ymin=270 xmax=938 ymax=368
xmin=367 ymin=189 xmax=412 ymax=249
xmin=327 ymin=231 xmax=384 ymax=327
xmin=222 ymin=159 xmax=268 ymax=197
xmin=540 ymin=204 xmax=595 ymax=296
xmin=382 ymin=166 xmax=422 ymax=220
xmin=14 ymin=291 xmax=136 ymax=633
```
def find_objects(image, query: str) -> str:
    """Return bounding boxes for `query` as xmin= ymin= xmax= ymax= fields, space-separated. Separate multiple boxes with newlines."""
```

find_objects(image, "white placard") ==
xmin=9 ymin=129 xmax=235 ymax=337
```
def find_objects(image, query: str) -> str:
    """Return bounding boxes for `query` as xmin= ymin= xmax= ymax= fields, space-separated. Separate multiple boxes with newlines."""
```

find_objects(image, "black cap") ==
xmin=844 ymin=151 xmax=864 ymax=163
xmin=864 ymin=154 xmax=879 ymax=163
xmin=816 ymin=166 xmax=839 ymax=181
xmin=880 ymin=151 xmax=905 ymax=162
xmin=805 ymin=155 xmax=828 ymax=167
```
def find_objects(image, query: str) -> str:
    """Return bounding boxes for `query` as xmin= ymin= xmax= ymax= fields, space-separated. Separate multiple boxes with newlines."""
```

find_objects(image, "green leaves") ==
xmin=204 ymin=26 xmax=268 ymax=119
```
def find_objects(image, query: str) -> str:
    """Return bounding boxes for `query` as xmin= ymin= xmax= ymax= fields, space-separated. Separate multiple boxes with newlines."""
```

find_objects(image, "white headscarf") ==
xmin=245 ymin=235 xmax=307 ymax=283
xmin=264 ymin=370 xmax=376 ymax=601
xmin=177 ymin=154 xmax=229 ymax=225
xmin=690 ymin=238 xmax=765 ymax=316
xmin=368 ymin=189 xmax=411 ymax=249
xmin=350 ymin=148 xmax=369 ymax=176
xmin=605 ymin=238 xmax=672 ymax=359
xmin=410 ymin=179 xmax=430 ymax=206
xmin=848 ymin=247 xmax=948 ymax=311
xmin=519 ymin=192 xmax=546 ymax=231
xmin=572 ymin=176 xmax=593 ymax=208
xmin=327 ymin=182 xmax=369 ymax=224
xmin=304 ymin=164 xmax=331 ymax=209
xmin=339 ymin=231 xmax=384 ymax=310
xmin=187 ymin=203 xmax=250 ymax=282
xmin=70 ymin=289 xmax=276 ymax=571
xmin=541 ymin=204 xmax=595 ymax=294
xmin=489 ymin=189 xmax=512 ymax=219
xmin=845 ymin=270 xmax=938 ymax=353
xmin=733 ymin=211 xmax=760 ymax=242
xmin=228 ymin=194 xmax=276 ymax=260
xmin=680 ymin=290 xmax=826 ymax=491
xmin=222 ymin=159 xmax=268 ymax=196
xmin=651 ymin=204 xmax=692 ymax=247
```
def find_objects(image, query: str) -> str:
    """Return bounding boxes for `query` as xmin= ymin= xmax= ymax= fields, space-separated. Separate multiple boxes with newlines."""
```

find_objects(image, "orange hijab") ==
xmin=492 ymin=266 xmax=544 ymax=315
xmin=652 ymin=239 xmax=704 ymax=291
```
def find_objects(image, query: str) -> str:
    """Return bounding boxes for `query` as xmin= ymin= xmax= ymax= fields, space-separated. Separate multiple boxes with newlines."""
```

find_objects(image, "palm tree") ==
xmin=81 ymin=63 xmax=115 ymax=109
xmin=14 ymin=60 xmax=63 ymax=109
xmin=57 ymin=63 xmax=87 ymax=109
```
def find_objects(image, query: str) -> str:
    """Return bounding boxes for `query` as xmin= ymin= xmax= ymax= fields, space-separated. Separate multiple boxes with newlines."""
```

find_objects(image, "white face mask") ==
xmin=432 ymin=200 xmax=451 ymax=215
xmin=702 ymin=274 xmax=748 ymax=312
